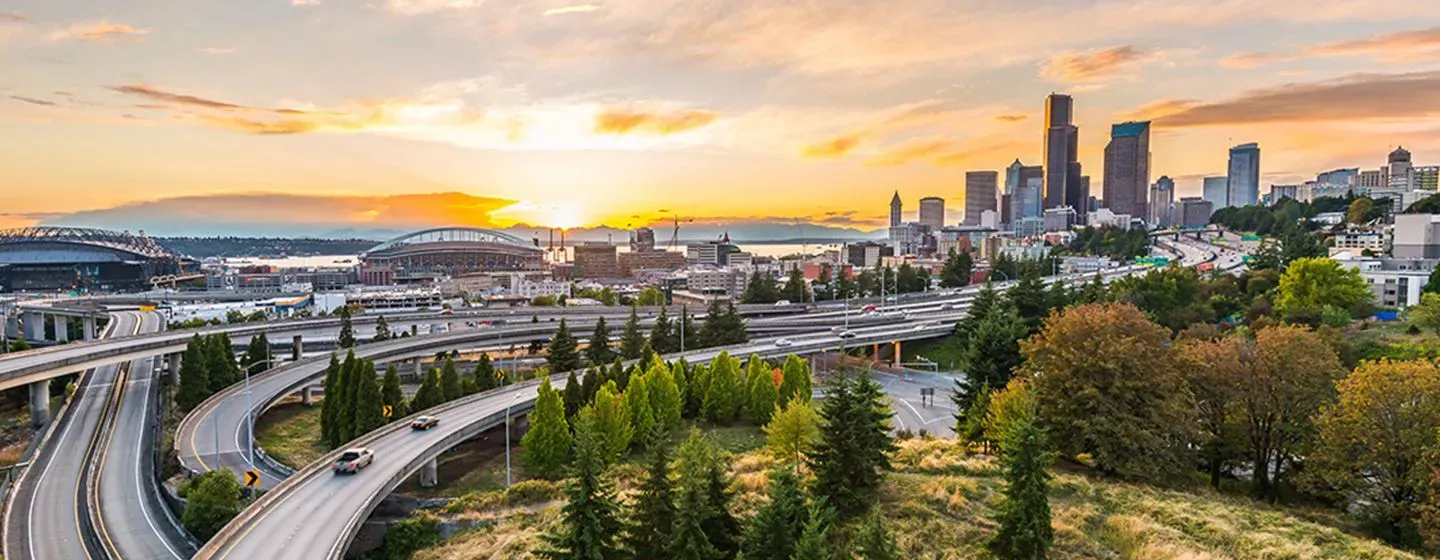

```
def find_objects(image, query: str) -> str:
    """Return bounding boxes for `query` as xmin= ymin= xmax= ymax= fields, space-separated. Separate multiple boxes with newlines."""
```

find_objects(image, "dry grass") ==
xmin=252 ymin=399 xmax=327 ymax=468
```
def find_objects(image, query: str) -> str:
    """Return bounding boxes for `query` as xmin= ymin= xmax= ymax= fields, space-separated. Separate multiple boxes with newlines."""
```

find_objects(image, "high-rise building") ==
xmin=1149 ymin=175 xmax=1174 ymax=228
xmin=574 ymin=242 xmax=624 ymax=278
xmin=1387 ymin=146 xmax=1414 ymax=190
xmin=965 ymin=171 xmax=999 ymax=225
xmin=1043 ymin=94 xmax=1081 ymax=211
xmin=1316 ymin=168 xmax=1359 ymax=187
xmin=1005 ymin=160 xmax=1024 ymax=194
xmin=918 ymin=197 xmax=946 ymax=229
xmin=1415 ymin=166 xmax=1439 ymax=191
xmin=1178 ymin=197 xmax=1214 ymax=228
xmin=1203 ymin=176 xmax=1228 ymax=210
xmin=1103 ymin=121 xmax=1152 ymax=219
xmin=1227 ymin=143 xmax=1261 ymax=207
xmin=629 ymin=227 xmax=655 ymax=252
xmin=889 ymin=191 xmax=902 ymax=227
xmin=1011 ymin=165 xmax=1044 ymax=221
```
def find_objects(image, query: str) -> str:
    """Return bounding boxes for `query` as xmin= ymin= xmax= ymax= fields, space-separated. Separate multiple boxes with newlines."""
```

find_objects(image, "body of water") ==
xmin=225 ymin=241 xmax=866 ymax=269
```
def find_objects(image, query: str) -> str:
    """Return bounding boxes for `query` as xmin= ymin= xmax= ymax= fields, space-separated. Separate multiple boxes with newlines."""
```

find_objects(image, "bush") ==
xmin=380 ymin=515 xmax=442 ymax=560
xmin=181 ymin=471 xmax=245 ymax=542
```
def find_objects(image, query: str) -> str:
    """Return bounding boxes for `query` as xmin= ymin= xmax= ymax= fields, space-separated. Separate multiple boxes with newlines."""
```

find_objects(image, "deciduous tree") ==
xmin=181 ymin=470 xmax=245 ymax=542
xmin=1240 ymin=325 xmax=1343 ymax=501
xmin=625 ymin=371 xmax=655 ymax=450
xmin=1274 ymin=257 xmax=1371 ymax=320
xmin=764 ymin=397 xmax=819 ymax=470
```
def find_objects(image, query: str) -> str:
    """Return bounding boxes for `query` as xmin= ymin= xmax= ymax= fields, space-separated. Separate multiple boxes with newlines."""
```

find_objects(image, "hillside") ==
xmin=402 ymin=438 xmax=1422 ymax=560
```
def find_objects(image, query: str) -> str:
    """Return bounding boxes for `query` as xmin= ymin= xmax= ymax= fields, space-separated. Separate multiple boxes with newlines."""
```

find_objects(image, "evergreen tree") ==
xmin=337 ymin=305 xmax=356 ymax=348
xmin=703 ymin=353 xmax=740 ymax=423
xmin=650 ymin=307 xmax=676 ymax=354
xmin=591 ymin=382 xmax=633 ymax=463
xmin=955 ymin=283 xmax=999 ymax=338
xmin=672 ymin=359 xmax=692 ymax=417
xmin=581 ymin=366 xmax=600 ymax=405
xmin=954 ymin=301 xmax=1026 ymax=410
xmin=778 ymin=355 xmax=811 ymax=405
xmin=747 ymin=357 xmax=779 ymax=426
xmin=790 ymin=503 xmax=835 ymax=560
xmin=1008 ymin=271 xmax=1049 ymax=334
xmin=330 ymin=352 xmax=357 ymax=444
xmin=742 ymin=468 xmax=808 ymax=560
xmin=648 ymin=359 xmax=684 ymax=431
xmin=620 ymin=307 xmax=646 ymax=359
xmin=987 ymin=415 xmax=1055 ymax=560
xmin=353 ymin=360 xmax=386 ymax=435
xmin=1046 ymin=279 xmax=1071 ymax=312
xmin=374 ymin=314 xmax=391 ymax=342
xmin=471 ymin=353 xmax=497 ymax=393
xmin=342 ymin=351 xmax=365 ymax=442
xmin=641 ymin=340 xmax=658 ymax=365
xmin=687 ymin=364 xmax=711 ymax=420
xmin=784 ymin=266 xmax=808 ymax=303
xmin=241 ymin=333 xmax=271 ymax=374
xmin=177 ymin=335 xmax=211 ymax=411
xmin=939 ymin=248 xmax=974 ymax=288
xmin=678 ymin=306 xmax=699 ymax=350
xmin=742 ymin=270 xmax=781 ymax=304
xmin=955 ymin=382 xmax=993 ymax=451
xmin=626 ymin=370 xmax=656 ymax=449
xmin=536 ymin=409 xmax=623 ymax=560
xmin=522 ymin=377 xmax=572 ymax=478
xmin=702 ymin=457 xmax=742 ymax=559
xmin=547 ymin=318 xmax=582 ymax=374
xmin=381 ymin=364 xmax=407 ymax=419
xmin=204 ymin=335 xmax=234 ymax=393
xmin=625 ymin=433 xmax=677 ymax=559
xmin=440 ymin=357 xmax=463 ymax=402
xmin=672 ymin=430 xmax=722 ymax=560
xmin=852 ymin=513 xmax=900 ymax=560
xmin=410 ymin=368 xmax=446 ymax=413
xmin=320 ymin=353 xmax=340 ymax=444
xmin=562 ymin=370 xmax=584 ymax=421
xmin=586 ymin=316 xmax=615 ymax=366
xmin=810 ymin=372 xmax=895 ymax=519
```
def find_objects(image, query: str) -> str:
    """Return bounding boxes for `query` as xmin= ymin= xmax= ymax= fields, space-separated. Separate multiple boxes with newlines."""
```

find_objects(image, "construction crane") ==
xmin=668 ymin=215 xmax=694 ymax=250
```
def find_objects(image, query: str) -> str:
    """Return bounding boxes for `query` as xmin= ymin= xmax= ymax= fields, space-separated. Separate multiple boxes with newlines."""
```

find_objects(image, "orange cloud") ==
xmin=111 ymin=84 xmax=249 ymax=111
xmin=802 ymin=134 xmax=863 ymax=159
xmin=49 ymin=22 xmax=150 ymax=43
xmin=866 ymin=138 xmax=955 ymax=167
xmin=1149 ymin=70 xmax=1440 ymax=127
xmin=593 ymin=108 xmax=718 ymax=135
xmin=1219 ymin=51 xmax=1290 ymax=68
xmin=1310 ymin=25 xmax=1440 ymax=61
xmin=1040 ymin=45 xmax=1147 ymax=83
xmin=993 ymin=114 xmax=1027 ymax=122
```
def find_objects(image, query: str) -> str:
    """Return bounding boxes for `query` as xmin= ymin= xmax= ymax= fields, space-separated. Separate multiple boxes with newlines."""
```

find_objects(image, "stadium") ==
xmin=0 ymin=227 xmax=185 ymax=292
xmin=358 ymin=227 xmax=545 ymax=285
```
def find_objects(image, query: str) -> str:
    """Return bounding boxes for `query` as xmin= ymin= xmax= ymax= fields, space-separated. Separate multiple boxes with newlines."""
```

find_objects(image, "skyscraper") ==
xmin=1103 ymin=121 xmax=1151 ymax=219
xmin=918 ymin=197 xmax=946 ymax=230
xmin=1149 ymin=175 xmax=1174 ymax=228
xmin=1387 ymin=146 xmax=1414 ymax=190
xmin=1005 ymin=160 xmax=1024 ymax=194
xmin=1043 ymin=94 xmax=1081 ymax=211
xmin=1203 ymin=176 xmax=1228 ymax=210
xmin=1227 ymin=143 xmax=1261 ymax=207
xmin=889 ymin=191 xmax=902 ymax=227
xmin=965 ymin=171 xmax=999 ymax=225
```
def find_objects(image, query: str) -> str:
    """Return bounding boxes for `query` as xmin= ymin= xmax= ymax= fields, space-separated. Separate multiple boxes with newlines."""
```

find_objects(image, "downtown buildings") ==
xmin=1042 ymin=94 xmax=1087 ymax=216
xmin=1103 ymin=121 xmax=1152 ymax=222
xmin=1227 ymin=143 xmax=1262 ymax=208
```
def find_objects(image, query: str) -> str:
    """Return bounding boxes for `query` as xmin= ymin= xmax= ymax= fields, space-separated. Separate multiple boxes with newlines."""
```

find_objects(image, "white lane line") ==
xmin=132 ymin=355 xmax=184 ymax=559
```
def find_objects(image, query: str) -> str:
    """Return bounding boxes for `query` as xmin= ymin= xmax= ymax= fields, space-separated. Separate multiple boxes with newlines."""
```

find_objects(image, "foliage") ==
xmin=670 ymin=430 xmax=723 ymax=560
xmin=1022 ymin=303 xmax=1193 ymax=480
xmin=177 ymin=335 xmax=211 ymax=411
xmin=939 ymin=248 xmax=974 ymax=288
xmin=1174 ymin=336 xmax=1248 ymax=490
xmin=205 ymin=334 xmax=239 ymax=393
xmin=778 ymin=354 xmax=811 ymax=405
xmin=1274 ymin=257 xmax=1371 ymax=321
xmin=587 ymin=316 xmax=615 ymax=366
xmin=523 ymin=377 xmax=572 ymax=479
xmin=703 ymin=352 xmax=742 ymax=422
xmin=591 ymin=382 xmax=633 ymax=465
xmin=380 ymin=365 xmax=407 ymax=419
xmin=790 ymin=502 xmax=836 ymax=560
xmin=650 ymin=307 xmax=677 ymax=354
xmin=1305 ymin=359 xmax=1440 ymax=546
xmin=337 ymin=304 xmax=356 ymax=349
xmin=472 ymin=353 xmax=498 ymax=393
xmin=547 ymin=318 xmax=582 ymax=374
xmin=852 ymin=512 xmax=901 ymax=560
xmin=764 ymin=397 xmax=821 ymax=469
xmin=1064 ymin=226 xmax=1151 ymax=260
xmin=742 ymin=270 xmax=782 ymax=304
xmin=620 ymin=307 xmax=646 ymax=360
xmin=647 ymin=359 xmax=684 ymax=431
xmin=352 ymin=360 xmax=385 ymax=436
xmin=562 ymin=371 xmax=583 ymax=420
xmin=954 ymin=296 xmax=1027 ymax=410
xmin=625 ymin=372 xmax=655 ymax=450
xmin=811 ymin=371 xmax=895 ymax=519
xmin=784 ymin=266 xmax=809 ymax=303
xmin=320 ymin=353 xmax=341 ymax=446
xmin=181 ymin=470 xmax=246 ymax=542
xmin=380 ymin=516 xmax=441 ymax=560
xmin=536 ymin=409 xmax=625 ymax=560
xmin=1241 ymin=325 xmax=1345 ymax=501
xmin=987 ymin=406 xmax=1055 ymax=560
xmin=241 ymin=333 xmax=272 ymax=375
xmin=1406 ymin=293 xmax=1440 ymax=334
xmin=1008 ymin=270 xmax=1051 ymax=334
xmin=373 ymin=314 xmax=391 ymax=342
xmin=982 ymin=380 xmax=1038 ymax=456
xmin=625 ymin=435 xmax=677 ymax=559
xmin=956 ymin=382 xmax=992 ymax=449
xmin=699 ymin=301 xmax=747 ymax=348
xmin=742 ymin=466 xmax=810 ymax=560
xmin=1108 ymin=266 xmax=1214 ymax=332
xmin=410 ymin=367 xmax=446 ymax=413
xmin=439 ymin=356 xmax=463 ymax=401
xmin=746 ymin=356 xmax=779 ymax=426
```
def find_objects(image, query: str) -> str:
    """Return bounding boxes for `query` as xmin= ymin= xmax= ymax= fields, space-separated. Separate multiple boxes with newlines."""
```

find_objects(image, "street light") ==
xmin=504 ymin=391 xmax=522 ymax=488
xmin=239 ymin=354 xmax=285 ymax=466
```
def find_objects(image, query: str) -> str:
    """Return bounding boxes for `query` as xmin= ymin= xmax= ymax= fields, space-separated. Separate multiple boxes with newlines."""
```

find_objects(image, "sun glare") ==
xmin=546 ymin=204 xmax=584 ymax=229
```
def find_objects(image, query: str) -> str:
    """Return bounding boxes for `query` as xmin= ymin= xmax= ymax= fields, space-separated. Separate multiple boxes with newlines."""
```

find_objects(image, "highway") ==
xmin=92 ymin=311 xmax=195 ymax=559
xmin=3 ymin=312 xmax=136 ymax=560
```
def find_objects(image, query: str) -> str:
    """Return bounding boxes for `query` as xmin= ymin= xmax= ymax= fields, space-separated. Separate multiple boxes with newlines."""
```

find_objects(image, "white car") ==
xmin=332 ymin=447 xmax=374 ymax=474
xmin=774 ymin=300 xmax=791 ymax=307
xmin=774 ymin=338 xmax=793 ymax=347
xmin=836 ymin=330 xmax=857 ymax=339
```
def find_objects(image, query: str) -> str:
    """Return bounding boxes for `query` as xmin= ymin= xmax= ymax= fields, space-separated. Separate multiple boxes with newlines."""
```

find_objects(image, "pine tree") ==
xmin=955 ymin=301 xmax=1026 ymax=410
xmin=678 ymin=306 xmax=699 ymax=350
xmin=625 ymin=433 xmax=677 ymax=559
xmin=620 ymin=307 xmax=646 ymax=359
xmin=703 ymin=353 xmax=740 ymax=423
xmin=410 ymin=368 xmax=445 ymax=413
xmin=742 ymin=270 xmax=780 ymax=304
xmin=852 ymin=513 xmax=901 ymax=560
xmin=626 ymin=371 xmax=656 ymax=449
xmin=342 ymin=351 xmax=365 ymax=442
xmin=205 ymin=334 xmax=236 ymax=393
xmin=177 ymin=335 xmax=211 ymax=411
xmin=432 ymin=356 xmax=459 ymax=402
xmin=956 ymin=382 xmax=993 ymax=451
xmin=591 ymin=382 xmax=633 ymax=464
xmin=790 ymin=503 xmax=835 ymax=560
xmin=810 ymin=372 xmax=895 ymax=519
xmin=647 ymin=359 xmax=683 ymax=431
xmin=742 ymin=468 xmax=808 ymax=560
xmin=242 ymin=333 xmax=271 ymax=374
xmin=987 ymin=416 xmax=1055 ymax=560
xmin=581 ymin=366 xmax=600 ymax=406
xmin=671 ymin=430 xmax=721 ymax=560
xmin=956 ymin=283 xmax=999 ymax=338
xmin=320 ymin=353 xmax=340 ymax=445
xmin=779 ymin=355 xmax=811 ymax=404
xmin=650 ymin=307 xmax=676 ymax=354
xmin=672 ymin=359 xmax=691 ymax=417
xmin=1008 ymin=270 xmax=1049 ymax=334
xmin=353 ymin=360 xmax=386 ymax=435
xmin=536 ymin=409 xmax=623 ymax=560
xmin=337 ymin=305 xmax=356 ymax=348
xmin=687 ymin=364 xmax=711 ymax=420
xmin=374 ymin=314 xmax=391 ymax=341
xmin=784 ymin=266 xmax=808 ymax=303
xmin=939 ymin=248 xmax=974 ymax=288
xmin=548 ymin=318 xmax=582 ymax=374
xmin=381 ymin=364 xmax=407 ymax=419
xmin=587 ymin=316 xmax=615 ymax=366
xmin=701 ymin=457 xmax=741 ymax=559
xmin=472 ymin=353 xmax=497 ymax=393
xmin=331 ymin=352 xmax=357 ymax=443
xmin=747 ymin=357 xmax=779 ymax=426
xmin=563 ymin=370 xmax=584 ymax=421
xmin=523 ymin=377 xmax=572 ymax=478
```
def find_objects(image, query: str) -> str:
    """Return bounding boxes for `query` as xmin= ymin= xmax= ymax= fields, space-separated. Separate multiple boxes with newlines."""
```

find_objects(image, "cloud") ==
xmin=1142 ymin=70 xmax=1440 ymax=127
xmin=9 ymin=95 xmax=56 ymax=107
xmin=292 ymin=0 xmax=323 ymax=5
xmin=801 ymin=134 xmax=863 ymax=159
xmin=1309 ymin=25 xmax=1440 ymax=62
xmin=993 ymin=114 xmax=1027 ymax=122
xmin=866 ymin=137 xmax=954 ymax=167
xmin=385 ymin=0 xmax=485 ymax=15
xmin=1040 ymin=45 xmax=1147 ymax=83
xmin=1219 ymin=51 xmax=1290 ymax=69
xmin=0 ymin=12 xmax=28 ymax=23
xmin=197 ymin=47 xmax=236 ymax=55
xmin=544 ymin=4 xmax=602 ymax=16
xmin=49 ymin=22 xmax=150 ymax=43
xmin=592 ymin=108 xmax=717 ymax=135
xmin=111 ymin=84 xmax=249 ymax=111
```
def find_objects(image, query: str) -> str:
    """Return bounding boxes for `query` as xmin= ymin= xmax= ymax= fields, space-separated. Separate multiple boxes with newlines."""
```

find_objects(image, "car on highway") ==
xmin=410 ymin=416 xmax=440 ymax=430
xmin=836 ymin=329 xmax=857 ymax=339
xmin=774 ymin=338 xmax=793 ymax=347
xmin=332 ymin=448 xmax=374 ymax=474
xmin=774 ymin=300 xmax=791 ymax=306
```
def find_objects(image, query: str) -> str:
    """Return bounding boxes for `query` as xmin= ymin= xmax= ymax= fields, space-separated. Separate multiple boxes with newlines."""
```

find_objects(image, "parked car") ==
xmin=411 ymin=416 xmax=440 ymax=430
xmin=332 ymin=448 xmax=374 ymax=474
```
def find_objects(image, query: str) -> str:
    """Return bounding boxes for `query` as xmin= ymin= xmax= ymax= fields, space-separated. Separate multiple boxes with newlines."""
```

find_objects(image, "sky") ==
xmin=3 ymin=0 xmax=1440 ymax=237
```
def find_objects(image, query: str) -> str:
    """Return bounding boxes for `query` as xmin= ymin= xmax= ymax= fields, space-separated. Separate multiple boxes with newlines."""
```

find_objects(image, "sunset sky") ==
xmin=3 ymin=0 xmax=1440 ymax=236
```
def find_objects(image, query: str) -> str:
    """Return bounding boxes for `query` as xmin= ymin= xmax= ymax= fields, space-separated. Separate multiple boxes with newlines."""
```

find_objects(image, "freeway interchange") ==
xmin=0 ymin=249 xmax=1231 ymax=560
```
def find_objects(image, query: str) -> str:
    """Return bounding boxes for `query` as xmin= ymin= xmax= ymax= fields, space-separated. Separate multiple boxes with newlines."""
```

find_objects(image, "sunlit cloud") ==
xmin=9 ymin=95 xmax=57 ymax=107
xmin=592 ymin=108 xmax=717 ymax=135
xmin=49 ymin=22 xmax=150 ymax=43
xmin=0 ymin=12 xmax=29 ymax=23
xmin=197 ymin=47 xmax=236 ymax=55
xmin=866 ymin=137 xmax=954 ymax=167
xmin=1040 ymin=45 xmax=1148 ymax=83
xmin=543 ymin=4 xmax=602 ymax=16
xmin=801 ymin=134 xmax=863 ymax=159
xmin=292 ymin=0 xmax=323 ymax=5
xmin=993 ymin=114 xmax=1027 ymax=123
xmin=1139 ymin=70 xmax=1440 ymax=127
xmin=386 ymin=0 xmax=485 ymax=15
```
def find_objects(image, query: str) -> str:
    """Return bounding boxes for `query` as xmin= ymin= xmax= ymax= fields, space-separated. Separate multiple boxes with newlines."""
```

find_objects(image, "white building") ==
xmin=1335 ymin=255 xmax=1438 ymax=308
xmin=1392 ymin=213 xmax=1440 ymax=258
xmin=980 ymin=209 xmax=1000 ymax=230
xmin=1085 ymin=208 xmax=1131 ymax=229
xmin=513 ymin=277 xmax=573 ymax=298
xmin=1330 ymin=230 xmax=1387 ymax=257
xmin=685 ymin=267 xmax=747 ymax=297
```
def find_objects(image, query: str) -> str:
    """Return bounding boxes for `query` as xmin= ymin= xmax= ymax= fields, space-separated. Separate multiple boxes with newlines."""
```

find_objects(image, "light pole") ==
xmin=504 ymin=391 xmax=522 ymax=488
xmin=240 ymin=356 xmax=285 ymax=466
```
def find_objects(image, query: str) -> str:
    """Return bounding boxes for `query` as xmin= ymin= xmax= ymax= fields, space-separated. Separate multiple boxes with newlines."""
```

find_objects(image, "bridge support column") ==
xmin=871 ymin=343 xmax=879 ymax=363
xmin=82 ymin=316 xmax=96 ymax=341
xmin=410 ymin=324 xmax=418 ymax=336
xmin=292 ymin=335 xmax=303 ymax=361
xmin=419 ymin=458 xmax=438 ymax=488
xmin=23 ymin=312 xmax=43 ymax=341
xmin=414 ymin=359 xmax=423 ymax=377
xmin=302 ymin=386 xmax=315 ymax=406
xmin=29 ymin=379 xmax=50 ymax=429
xmin=52 ymin=315 xmax=68 ymax=343
xmin=168 ymin=352 xmax=183 ymax=385
xmin=893 ymin=341 xmax=901 ymax=369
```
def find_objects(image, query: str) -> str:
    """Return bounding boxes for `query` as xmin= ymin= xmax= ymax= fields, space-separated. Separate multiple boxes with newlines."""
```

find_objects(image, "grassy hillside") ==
xmin=404 ymin=438 xmax=1423 ymax=560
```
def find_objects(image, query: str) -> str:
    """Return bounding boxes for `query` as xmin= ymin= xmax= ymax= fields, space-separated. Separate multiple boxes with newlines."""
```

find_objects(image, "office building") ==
xmin=1269 ymin=184 xmax=1299 ymax=203
xmin=1043 ymin=94 xmax=1082 ymax=211
xmin=629 ymin=227 xmax=656 ymax=252
xmin=1336 ymin=257 xmax=1440 ymax=308
xmin=1317 ymin=168 xmax=1359 ymax=187
xmin=1202 ymin=176 xmax=1228 ymax=211
xmin=1358 ymin=169 xmax=1386 ymax=189
xmin=1178 ymin=197 xmax=1213 ymax=228
xmin=1393 ymin=214 xmax=1440 ymax=258
xmin=889 ymin=191 xmax=902 ymax=227
xmin=965 ymin=171 xmax=999 ymax=225
xmin=1074 ymin=172 xmax=1091 ymax=215
xmin=1330 ymin=230 xmax=1387 ymax=256
xmin=685 ymin=268 xmax=748 ymax=297
xmin=919 ymin=197 xmax=946 ymax=230
xmin=617 ymin=250 xmax=685 ymax=274
xmin=1005 ymin=160 xmax=1023 ymax=195
xmin=1415 ymin=166 xmax=1439 ymax=191
xmin=1043 ymin=207 xmax=1077 ymax=232
xmin=1103 ymin=121 xmax=1152 ymax=219
xmin=1387 ymin=146 xmax=1414 ymax=190
xmin=686 ymin=237 xmax=740 ymax=266
xmin=999 ymin=193 xmax=1012 ymax=226
xmin=573 ymin=242 xmax=625 ymax=278
xmin=845 ymin=242 xmax=893 ymax=268
xmin=1227 ymin=143 xmax=1261 ymax=207
xmin=1149 ymin=175 xmax=1174 ymax=228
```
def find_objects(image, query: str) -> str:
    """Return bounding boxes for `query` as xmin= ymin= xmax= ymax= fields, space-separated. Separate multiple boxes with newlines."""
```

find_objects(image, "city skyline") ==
xmin=4 ymin=0 xmax=1440 ymax=235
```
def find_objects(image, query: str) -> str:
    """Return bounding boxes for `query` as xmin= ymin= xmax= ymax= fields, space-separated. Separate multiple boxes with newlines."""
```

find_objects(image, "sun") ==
xmin=547 ymin=205 xmax=585 ymax=230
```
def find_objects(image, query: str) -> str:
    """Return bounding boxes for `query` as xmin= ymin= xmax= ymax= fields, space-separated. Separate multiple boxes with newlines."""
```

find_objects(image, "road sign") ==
xmin=244 ymin=469 xmax=260 ymax=488
xmin=383 ymin=405 xmax=394 ymax=419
